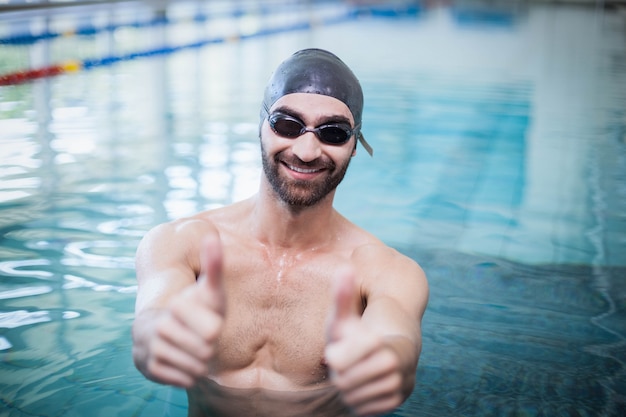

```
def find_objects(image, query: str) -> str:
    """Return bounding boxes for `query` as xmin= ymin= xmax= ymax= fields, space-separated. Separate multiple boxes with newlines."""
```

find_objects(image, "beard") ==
xmin=261 ymin=142 xmax=351 ymax=208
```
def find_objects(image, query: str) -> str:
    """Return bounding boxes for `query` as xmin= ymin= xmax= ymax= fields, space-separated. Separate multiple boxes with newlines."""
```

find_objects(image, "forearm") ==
xmin=132 ymin=308 xmax=167 ymax=382
xmin=382 ymin=334 xmax=421 ymax=399
xmin=361 ymin=300 xmax=423 ymax=399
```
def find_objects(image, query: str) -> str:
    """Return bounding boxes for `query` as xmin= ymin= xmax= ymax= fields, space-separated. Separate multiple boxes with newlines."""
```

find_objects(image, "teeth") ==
xmin=288 ymin=165 xmax=319 ymax=174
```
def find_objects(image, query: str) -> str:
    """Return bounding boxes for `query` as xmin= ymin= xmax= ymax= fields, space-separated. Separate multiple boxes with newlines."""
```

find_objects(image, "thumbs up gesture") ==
xmin=134 ymin=235 xmax=226 ymax=388
xmin=325 ymin=268 xmax=407 ymax=416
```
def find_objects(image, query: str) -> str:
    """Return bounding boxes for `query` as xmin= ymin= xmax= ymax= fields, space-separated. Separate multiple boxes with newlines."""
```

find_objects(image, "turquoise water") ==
xmin=1 ymin=1 xmax=625 ymax=416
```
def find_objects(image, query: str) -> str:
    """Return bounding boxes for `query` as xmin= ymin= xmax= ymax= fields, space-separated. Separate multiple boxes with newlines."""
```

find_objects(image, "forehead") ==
xmin=269 ymin=93 xmax=354 ymax=124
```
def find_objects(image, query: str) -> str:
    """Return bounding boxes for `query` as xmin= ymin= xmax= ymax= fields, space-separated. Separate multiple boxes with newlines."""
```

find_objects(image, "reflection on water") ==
xmin=1 ymin=1 xmax=625 ymax=416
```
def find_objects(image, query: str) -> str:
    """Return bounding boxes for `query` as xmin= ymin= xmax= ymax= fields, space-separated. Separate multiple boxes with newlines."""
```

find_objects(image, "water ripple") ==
xmin=62 ymin=274 xmax=136 ymax=293
xmin=62 ymin=241 xmax=135 ymax=269
xmin=0 ymin=259 xmax=54 ymax=279
xmin=0 ymin=286 xmax=52 ymax=300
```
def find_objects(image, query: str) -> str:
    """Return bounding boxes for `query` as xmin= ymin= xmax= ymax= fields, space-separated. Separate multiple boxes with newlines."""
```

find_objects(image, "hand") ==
xmin=325 ymin=269 xmax=405 ymax=416
xmin=140 ymin=236 xmax=225 ymax=388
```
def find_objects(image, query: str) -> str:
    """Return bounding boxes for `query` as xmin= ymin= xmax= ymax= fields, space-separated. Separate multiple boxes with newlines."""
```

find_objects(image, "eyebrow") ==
xmin=272 ymin=105 xmax=353 ymax=127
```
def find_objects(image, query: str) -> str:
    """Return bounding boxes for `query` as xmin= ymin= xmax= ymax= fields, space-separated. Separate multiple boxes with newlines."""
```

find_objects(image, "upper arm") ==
xmin=356 ymin=246 xmax=429 ymax=347
xmin=134 ymin=218 xmax=217 ymax=313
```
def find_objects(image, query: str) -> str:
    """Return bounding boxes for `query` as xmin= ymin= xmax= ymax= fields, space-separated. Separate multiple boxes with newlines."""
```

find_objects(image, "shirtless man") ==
xmin=132 ymin=49 xmax=429 ymax=416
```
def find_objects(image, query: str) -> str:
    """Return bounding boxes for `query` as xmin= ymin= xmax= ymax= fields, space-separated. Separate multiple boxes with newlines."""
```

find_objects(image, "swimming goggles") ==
xmin=268 ymin=112 xmax=358 ymax=146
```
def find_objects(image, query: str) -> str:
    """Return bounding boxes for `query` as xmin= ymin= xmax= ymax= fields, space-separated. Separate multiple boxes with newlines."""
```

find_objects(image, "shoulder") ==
xmin=336 ymin=216 xmax=425 ymax=283
xmin=136 ymin=198 xmax=254 ymax=270
xmin=138 ymin=200 xmax=249 ymax=250
xmin=351 ymin=241 xmax=428 ymax=312
xmin=136 ymin=199 xmax=250 ymax=267
xmin=136 ymin=212 xmax=221 ymax=276
xmin=138 ymin=215 xmax=218 ymax=254
xmin=352 ymin=242 xmax=425 ymax=281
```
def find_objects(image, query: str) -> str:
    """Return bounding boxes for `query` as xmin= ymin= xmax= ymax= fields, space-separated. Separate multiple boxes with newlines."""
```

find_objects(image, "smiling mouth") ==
xmin=285 ymin=163 xmax=324 ymax=174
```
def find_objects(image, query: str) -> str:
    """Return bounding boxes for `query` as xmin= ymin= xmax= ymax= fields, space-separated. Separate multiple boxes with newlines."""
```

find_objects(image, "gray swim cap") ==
xmin=261 ymin=49 xmax=373 ymax=156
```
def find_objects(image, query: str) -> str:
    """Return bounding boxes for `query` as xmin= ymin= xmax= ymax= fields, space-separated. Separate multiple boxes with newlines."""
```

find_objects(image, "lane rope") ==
xmin=0 ymin=5 xmax=421 ymax=86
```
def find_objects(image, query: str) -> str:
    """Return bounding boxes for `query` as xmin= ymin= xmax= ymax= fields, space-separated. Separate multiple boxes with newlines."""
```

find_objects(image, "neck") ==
xmin=250 ymin=180 xmax=340 ymax=250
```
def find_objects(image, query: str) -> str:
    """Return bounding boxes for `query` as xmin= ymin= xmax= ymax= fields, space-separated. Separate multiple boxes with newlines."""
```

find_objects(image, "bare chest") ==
xmin=211 ymin=249 xmax=337 ymax=387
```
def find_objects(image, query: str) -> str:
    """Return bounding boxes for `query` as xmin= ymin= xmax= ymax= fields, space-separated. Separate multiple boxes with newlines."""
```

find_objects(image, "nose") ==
xmin=291 ymin=131 xmax=322 ymax=162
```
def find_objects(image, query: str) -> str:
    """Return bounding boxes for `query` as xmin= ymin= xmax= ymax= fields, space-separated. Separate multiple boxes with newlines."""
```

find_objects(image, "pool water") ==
xmin=1 ymin=1 xmax=625 ymax=416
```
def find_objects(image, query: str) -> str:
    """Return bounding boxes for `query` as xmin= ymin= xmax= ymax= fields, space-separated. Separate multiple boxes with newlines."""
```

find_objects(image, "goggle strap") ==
xmin=357 ymin=132 xmax=374 ymax=157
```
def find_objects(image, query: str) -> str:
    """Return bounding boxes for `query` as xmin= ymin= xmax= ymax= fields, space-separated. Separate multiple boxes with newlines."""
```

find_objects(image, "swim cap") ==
xmin=261 ymin=48 xmax=373 ymax=156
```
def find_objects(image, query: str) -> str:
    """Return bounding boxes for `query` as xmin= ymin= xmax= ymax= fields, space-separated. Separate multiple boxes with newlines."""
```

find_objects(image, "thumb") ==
xmin=197 ymin=235 xmax=225 ymax=315
xmin=326 ymin=267 xmax=359 ymax=343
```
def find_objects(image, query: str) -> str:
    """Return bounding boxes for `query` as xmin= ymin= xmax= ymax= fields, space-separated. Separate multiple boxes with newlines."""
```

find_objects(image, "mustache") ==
xmin=276 ymin=152 xmax=336 ymax=171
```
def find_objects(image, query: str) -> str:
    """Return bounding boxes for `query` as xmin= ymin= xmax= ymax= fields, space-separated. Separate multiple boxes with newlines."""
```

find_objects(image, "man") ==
xmin=132 ymin=49 xmax=429 ymax=416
